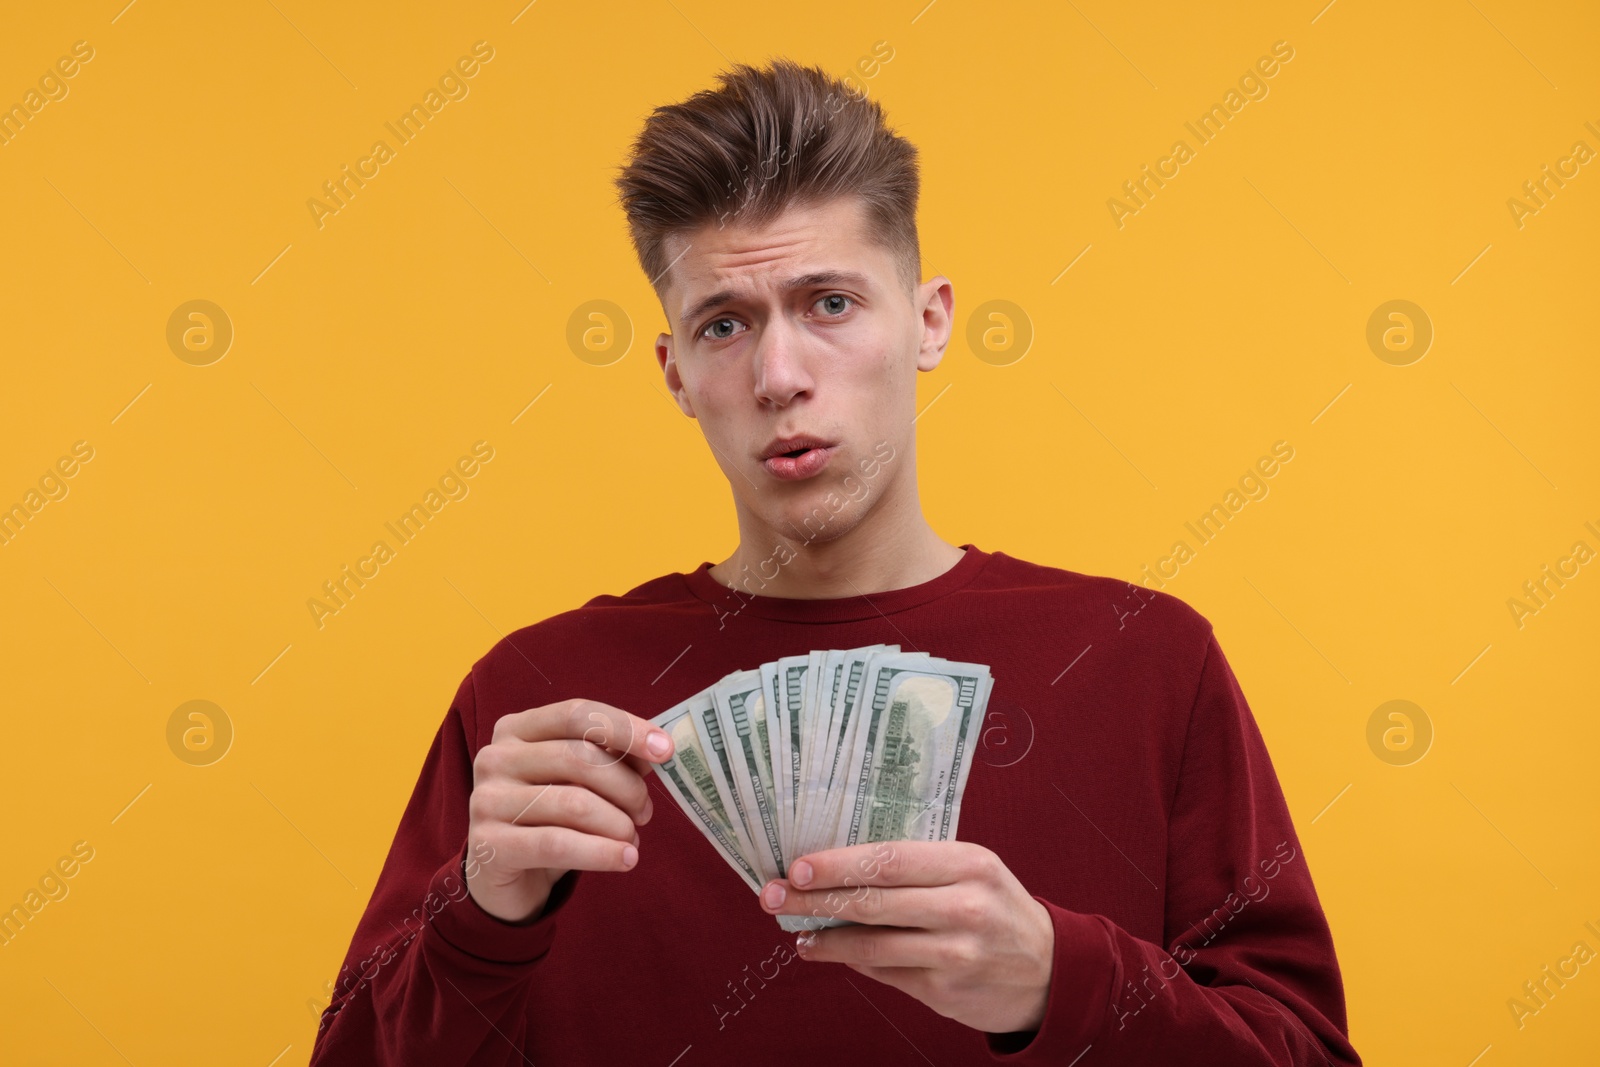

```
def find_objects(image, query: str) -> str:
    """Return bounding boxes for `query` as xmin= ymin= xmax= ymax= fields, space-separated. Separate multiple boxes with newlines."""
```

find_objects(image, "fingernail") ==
xmin=792 ymin=860 xmax=813 ymax=887
xmin=622 ymin=845 xmax=638 ymax=868
xmin=647 ymin=732 xmax=670 ymax=757
xmin=796 ymin=931 xmax=818 ymax=956
xmin=762 ymin=882 xmax=786 ymax=909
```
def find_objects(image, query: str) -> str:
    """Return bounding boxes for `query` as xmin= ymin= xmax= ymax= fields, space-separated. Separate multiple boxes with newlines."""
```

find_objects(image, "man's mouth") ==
xmin=759 ymin=436 xmax=837 ymax=481
xmin=759 ymin=434 xmax=835 ymax=462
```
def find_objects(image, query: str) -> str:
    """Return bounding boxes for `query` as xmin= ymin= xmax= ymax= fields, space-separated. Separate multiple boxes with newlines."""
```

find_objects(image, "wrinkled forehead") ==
xmin=659 ymin=198 xmax=886 ymax=325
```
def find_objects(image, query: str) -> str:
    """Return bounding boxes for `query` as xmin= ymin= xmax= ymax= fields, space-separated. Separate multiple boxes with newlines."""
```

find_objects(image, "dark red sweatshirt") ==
xmin=309 ymin=545 xmax=1359 ymax=1066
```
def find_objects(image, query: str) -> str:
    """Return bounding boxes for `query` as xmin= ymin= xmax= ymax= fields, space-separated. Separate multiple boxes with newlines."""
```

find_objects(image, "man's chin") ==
xmin=760 ymin=487 xmax=874 ymax=545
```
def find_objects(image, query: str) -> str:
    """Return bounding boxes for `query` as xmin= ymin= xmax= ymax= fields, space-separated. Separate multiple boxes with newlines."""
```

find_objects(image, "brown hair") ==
xmin=613 ymin=58 xmax=921 ymax=305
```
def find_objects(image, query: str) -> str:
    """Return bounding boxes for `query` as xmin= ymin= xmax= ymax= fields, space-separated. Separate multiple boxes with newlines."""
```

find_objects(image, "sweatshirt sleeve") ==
xmin=984 ymin=629 xmax=1361 ymax=1065
xmin=308 ymin=670 xmax=583 ymax=1067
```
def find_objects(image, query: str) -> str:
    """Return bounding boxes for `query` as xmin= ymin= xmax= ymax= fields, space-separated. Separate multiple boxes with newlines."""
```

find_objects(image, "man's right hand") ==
xmin=465 ymin=698 xmax=675 ymax=924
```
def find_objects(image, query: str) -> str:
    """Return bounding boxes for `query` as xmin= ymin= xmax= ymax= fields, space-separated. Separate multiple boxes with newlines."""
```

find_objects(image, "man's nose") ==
xmin=752 ymin=317 xmax=812 ymax=407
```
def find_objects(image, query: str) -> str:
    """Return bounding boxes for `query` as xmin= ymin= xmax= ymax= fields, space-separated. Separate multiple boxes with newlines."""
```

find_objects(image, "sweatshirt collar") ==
xmin=679 ymin=543 xmax=990 ymax=624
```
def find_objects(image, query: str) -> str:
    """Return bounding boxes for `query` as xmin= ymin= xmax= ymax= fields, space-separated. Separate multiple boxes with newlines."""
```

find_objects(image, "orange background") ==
xmin=1 ymin=1 xmax=1596 ymax=1064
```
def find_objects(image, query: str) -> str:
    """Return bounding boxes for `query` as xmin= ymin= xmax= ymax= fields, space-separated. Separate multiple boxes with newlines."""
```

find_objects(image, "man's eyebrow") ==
xmin=679 ymin=270 xmax=871 ymax=328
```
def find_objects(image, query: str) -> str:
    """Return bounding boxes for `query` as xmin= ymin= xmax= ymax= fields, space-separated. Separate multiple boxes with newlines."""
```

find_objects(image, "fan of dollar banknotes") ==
xmin=650 ymin=644 xmax=994 ymax=931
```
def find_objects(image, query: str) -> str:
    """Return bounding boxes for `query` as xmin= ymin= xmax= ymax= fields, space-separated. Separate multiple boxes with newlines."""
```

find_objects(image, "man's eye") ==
xmin=817 ymin=294 xmax=854 ymax=316
xmin=701 ymin=318 xmax=743 ymax=341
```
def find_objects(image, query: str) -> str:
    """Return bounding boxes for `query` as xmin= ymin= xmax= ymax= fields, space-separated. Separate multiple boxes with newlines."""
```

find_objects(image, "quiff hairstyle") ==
xmin=612 ymin=58 xmax=922 ymax=308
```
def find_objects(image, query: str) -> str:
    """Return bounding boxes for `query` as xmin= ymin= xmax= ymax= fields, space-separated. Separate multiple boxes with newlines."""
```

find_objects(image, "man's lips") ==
xmin=761 ymin=445 xmax=835 ymax=481
xmin=759 ymin=434 xmax=835 ymax=461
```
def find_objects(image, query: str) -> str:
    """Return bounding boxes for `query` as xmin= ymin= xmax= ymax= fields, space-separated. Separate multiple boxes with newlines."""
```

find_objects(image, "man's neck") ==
xmin=708 ymin=480 xmax=965 ymax=601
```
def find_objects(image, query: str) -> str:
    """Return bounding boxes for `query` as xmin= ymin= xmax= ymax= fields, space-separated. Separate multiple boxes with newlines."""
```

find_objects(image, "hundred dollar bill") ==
xmin=649 ymin=699 xmax=764 ymax=894
xmin=796 ymin=652 xmax=832 ymax=831
xmin=650 ymin=644 xmax=994 ymax=933
xmin=760 ymin=653 xmax=815 ymax=864
xmin=793 ymin=649 xmax=854 ymax=861
xmin=838 ymin=653 xmax=990 ymax=849
xmin=794 ymin=647 xmax=882 ymax=857
xmin=713 ymin=669 xmax=786 ymax=882
xmin=799 ymin=646 xmax=930 ymax=860
xmin=685 ymin=687 xmax=775 ymax=884
xmin=782 ymin=654 xmax=991 ymax=931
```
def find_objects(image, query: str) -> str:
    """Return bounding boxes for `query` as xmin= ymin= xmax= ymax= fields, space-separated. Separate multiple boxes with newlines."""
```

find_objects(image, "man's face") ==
xmin=655 ymin=195 xmax=953 ymax=547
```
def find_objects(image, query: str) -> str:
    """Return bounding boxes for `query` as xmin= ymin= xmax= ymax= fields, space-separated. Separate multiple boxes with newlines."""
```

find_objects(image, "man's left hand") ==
xmin=760 ymin=839 xmax=1055 ymax=1035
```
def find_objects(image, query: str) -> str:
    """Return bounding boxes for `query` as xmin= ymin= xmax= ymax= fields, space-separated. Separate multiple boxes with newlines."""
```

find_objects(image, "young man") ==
xmin=310 ymin=60 xmax=1360 ymax=1065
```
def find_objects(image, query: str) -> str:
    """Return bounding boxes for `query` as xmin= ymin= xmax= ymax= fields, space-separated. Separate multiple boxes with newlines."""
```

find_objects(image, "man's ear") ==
xmin=916 ymin=276 xmax=954 ymax=372
xmin=657 ymin=332 xmax=697 ymax=418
